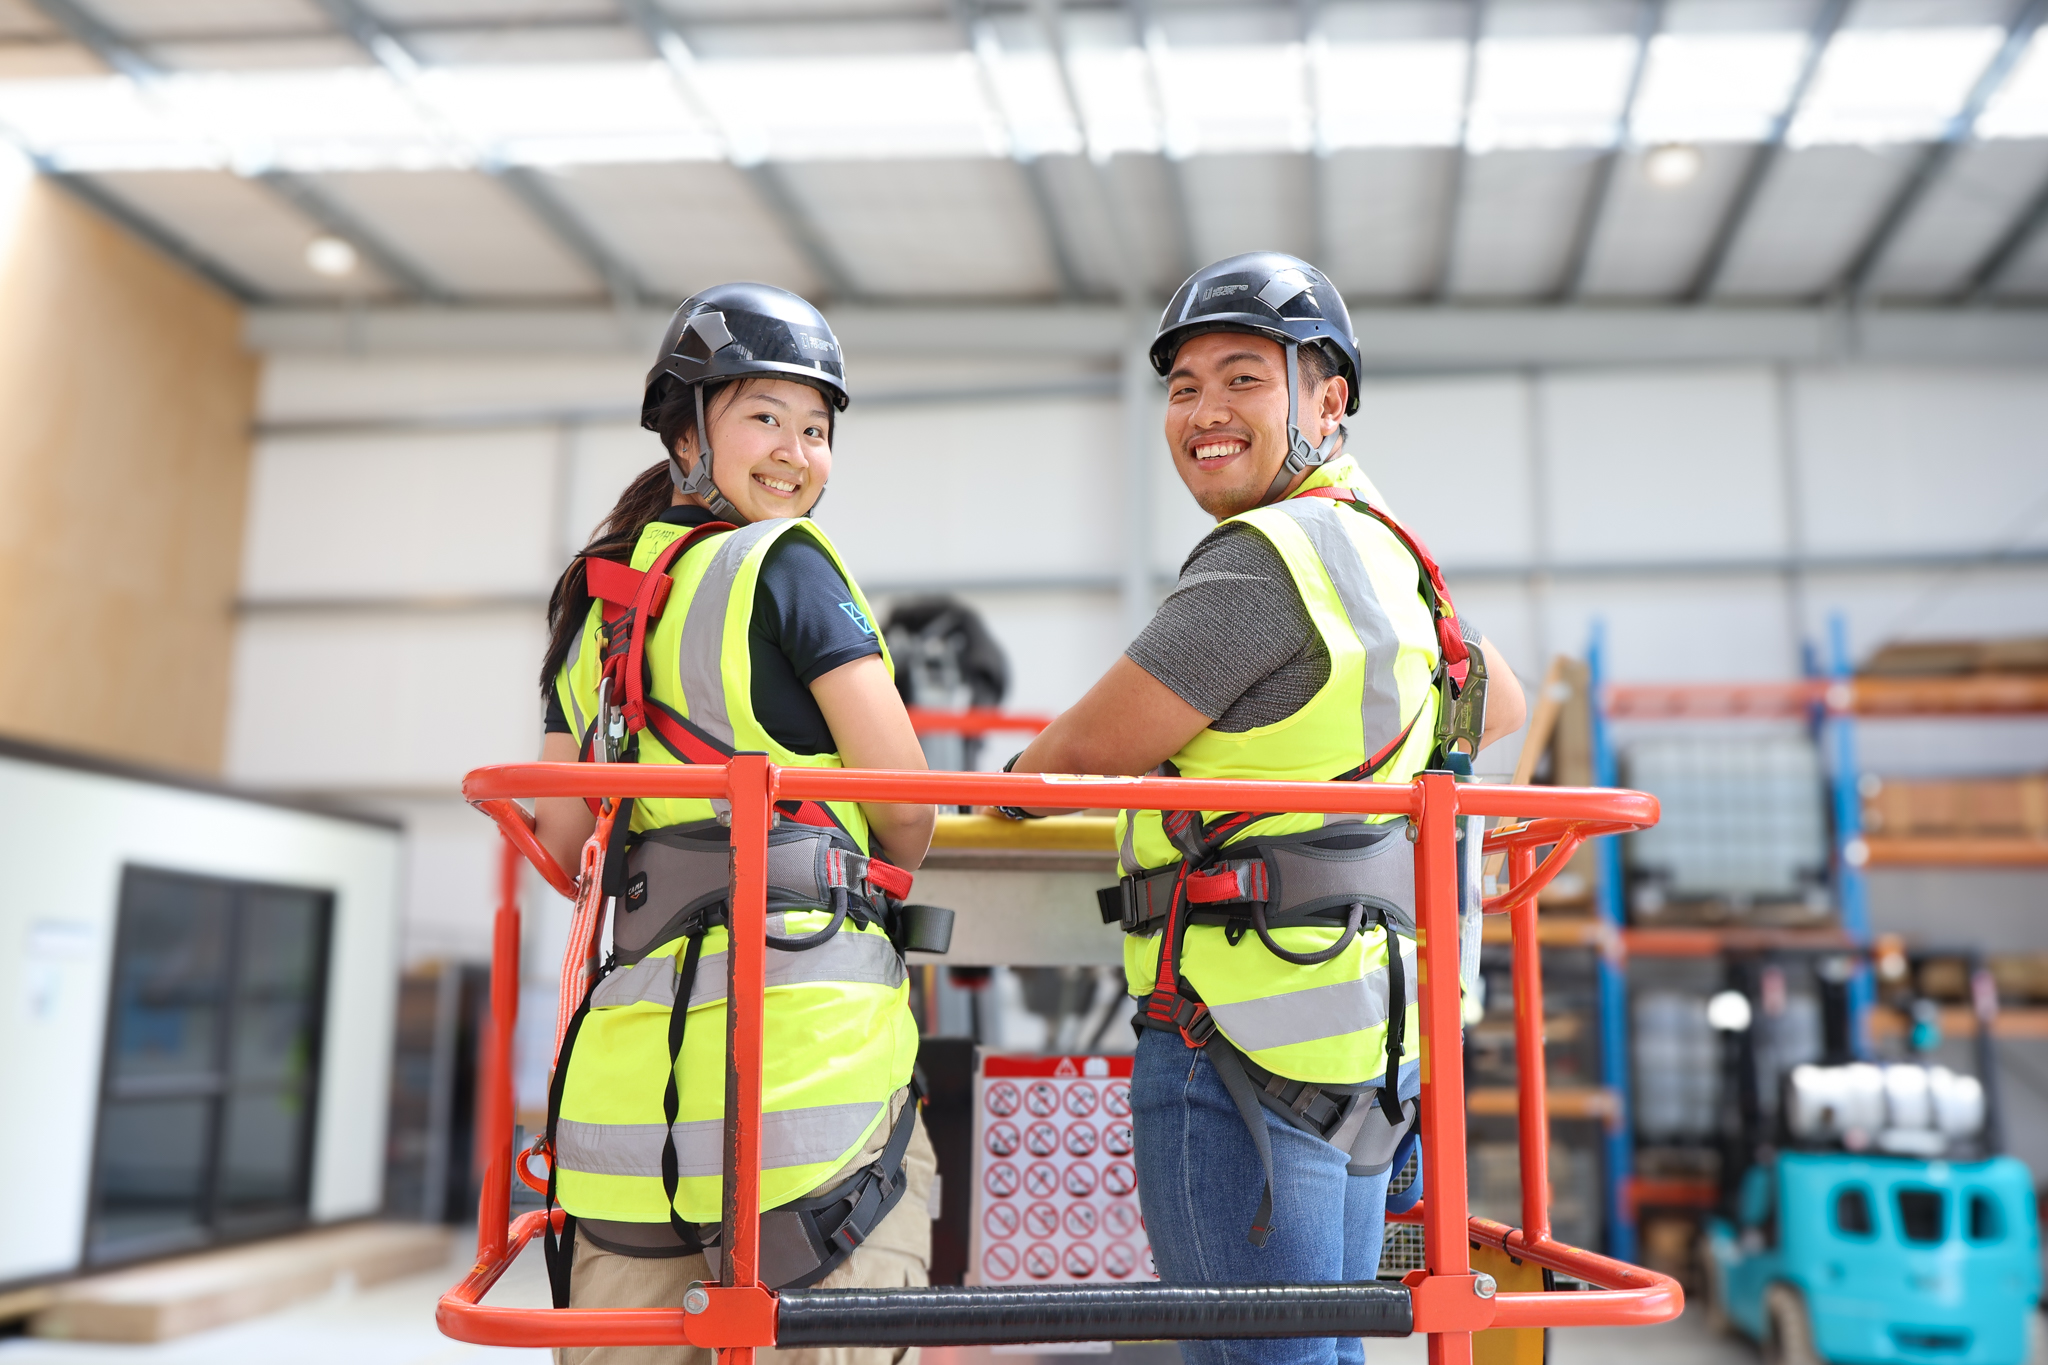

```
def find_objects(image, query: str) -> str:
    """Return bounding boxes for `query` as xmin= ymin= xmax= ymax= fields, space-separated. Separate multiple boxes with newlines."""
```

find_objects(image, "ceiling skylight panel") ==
xmin=1788 ymin=27 xmax=2004 ymax=145
xmin=1152 ymin=42 xmax=1308 ymax=156
xmin=1466 ymin=35 xmax=1637 ymax=151
xmin=981 ymin=45 xmax=1084 ymax=158
xmin=1066 ymin=45 xmax=1161 ymax=157
xmin=1630 ymin=32 xmax=1808 ymax=144
xmin=415 ymin=63 xmax=716 ymax=165
xmin=1970 ymin=29 xmax=2048 ymax=138
xmin=162 ymin=68 xmax=449 ymax=172
xmin=0 ymin=78 xmax=203 ymax=171
xmin=693 ymin=53 xmax=1001 ymax=161
xmin=1315 ymin=40 xmax=1467 ymax=149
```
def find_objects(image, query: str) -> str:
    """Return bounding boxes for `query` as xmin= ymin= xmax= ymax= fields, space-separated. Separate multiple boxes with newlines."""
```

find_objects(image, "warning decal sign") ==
xmin=969 ymin=1053 xmax=1156 ymax=1287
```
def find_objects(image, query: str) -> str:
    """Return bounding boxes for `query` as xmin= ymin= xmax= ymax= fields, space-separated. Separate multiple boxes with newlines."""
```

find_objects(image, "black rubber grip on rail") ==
xmin=774 ymin=1282 xmax=1414 ymax=1347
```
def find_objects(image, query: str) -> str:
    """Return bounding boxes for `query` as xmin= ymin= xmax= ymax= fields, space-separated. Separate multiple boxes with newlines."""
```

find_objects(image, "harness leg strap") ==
xmin=1378 ymin=909 xmax=1406 ymax=1127
xmin=1201 ymin=1036 xmax=1278 ymax=1247
xmin=659 ymin=934 xmax=709 ymax=1253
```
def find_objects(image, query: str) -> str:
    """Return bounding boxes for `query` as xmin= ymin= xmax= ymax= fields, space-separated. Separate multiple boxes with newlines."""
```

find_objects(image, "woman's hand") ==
xmin=535 ymin=729 xmax=596 ymax=877
xmin=810 ymin=655 xmax=936 ymax=870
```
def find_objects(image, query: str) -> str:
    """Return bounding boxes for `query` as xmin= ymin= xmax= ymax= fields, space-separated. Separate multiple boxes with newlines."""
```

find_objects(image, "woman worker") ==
xmin=533 ymin=283 xmax=937 ymax=1365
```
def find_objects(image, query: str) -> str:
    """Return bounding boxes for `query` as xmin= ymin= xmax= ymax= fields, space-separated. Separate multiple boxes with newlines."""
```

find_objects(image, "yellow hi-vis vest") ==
xmin=1121 ymin=456 xmax=1439 ymax=1087
xmin=548 ymin=516 xmax=918 ymax=1224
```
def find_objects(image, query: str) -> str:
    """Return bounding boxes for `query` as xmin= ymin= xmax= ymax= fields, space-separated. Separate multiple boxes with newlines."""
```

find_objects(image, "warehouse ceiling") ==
xmin=3 ymin=0 xmax=2047 ymax=309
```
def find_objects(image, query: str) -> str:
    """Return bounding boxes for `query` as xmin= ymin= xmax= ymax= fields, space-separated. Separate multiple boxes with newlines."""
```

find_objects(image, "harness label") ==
xmin=970 ymin=1052 xmax=1155 ymax=1289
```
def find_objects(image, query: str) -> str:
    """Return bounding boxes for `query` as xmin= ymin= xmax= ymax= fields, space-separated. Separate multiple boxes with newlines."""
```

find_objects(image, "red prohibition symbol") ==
xmin=1102 ymin=1161 xmax=1137 ymax=1196
xmin=1063 ymin=1122 xmax=1099 ymax=1157
xmin=1103 ymin=1242 xmax=1137 ymax=1280
xmin=1063 ymin=1084 xmax=1100 ymax=1118
xmin=983 ymin=1203 xmax=1021 ymax=1239
xmin=1062 ymin=1203 xmax=1099 ymax=1238
xmin=985 ymin=1081 xmax=1021 ymax=1117
xmin=984 ymin=1161 xmax=1021 ymax=1198
xmin=1024 ymin=1082 xmax=1059 ymax=1117
xmin=1023 ymin=1242 xmax=1059 ymax=1280
xmin=1102 ymin=1123 xmax=1134 ymax=1156
xmin=1105 ymin=1201 xmax=1142 ymax=1237
xmin=1024 ymin=1162 xmax=1060 ymax=1198
xmin=1104 ymin=1082 xmax=1132 ymax=1117
xmin=1063 ymin=1242 xmax=1100 ymax=1278
xmin=1023 ymin=1202 xmax=1060 ymax=1238
xmin=1023 ymin=1122 xmax=1059 ymax=1157
xmin=982 ymin=1244 xmax=1020 ymax=1281
xmin=984 ymin=1121 xmax=1021 ymax=1157
xmin=1062 ymin=1163 xmax=1100 ymax=1197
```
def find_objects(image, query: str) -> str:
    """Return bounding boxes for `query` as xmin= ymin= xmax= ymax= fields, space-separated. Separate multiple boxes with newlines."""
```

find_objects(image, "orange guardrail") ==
xmin=445 ymin=763 xmax=1675 ymax=1365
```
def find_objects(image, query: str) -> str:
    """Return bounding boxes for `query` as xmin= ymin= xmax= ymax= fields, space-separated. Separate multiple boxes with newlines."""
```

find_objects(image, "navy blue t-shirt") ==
xmin=545 ymin=507 xmax=882 ymax=756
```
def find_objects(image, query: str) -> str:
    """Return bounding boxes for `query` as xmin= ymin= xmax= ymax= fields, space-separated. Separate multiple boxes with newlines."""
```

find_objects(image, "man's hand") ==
xmin=1005 ymin=658 xmax=1212 ymax=812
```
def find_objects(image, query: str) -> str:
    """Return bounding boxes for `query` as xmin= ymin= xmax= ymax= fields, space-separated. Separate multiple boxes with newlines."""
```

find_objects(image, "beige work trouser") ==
xmin=555 ymin=1113 xmax=936 ymax=1365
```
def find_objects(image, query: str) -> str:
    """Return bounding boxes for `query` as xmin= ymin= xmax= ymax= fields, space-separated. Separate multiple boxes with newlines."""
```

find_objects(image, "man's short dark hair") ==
xmin=1296 ymin=341 xmax=1342 ymax=391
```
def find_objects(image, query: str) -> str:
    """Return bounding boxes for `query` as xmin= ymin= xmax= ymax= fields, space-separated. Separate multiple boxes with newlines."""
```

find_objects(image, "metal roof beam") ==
xmin=951 ymin=0 xmax=1089 ymax=300
xmin=317 ymin=0 xmax=652 ymax=307
xmin=1427 ymin=0 xmax=1487 ymax=302
xmin=1683 ymin=0 xmax=1850 ymax=303
xmin=1837 ymin=0 xmax=2047 ymax=303
xmin=260 ymin=170 xmax=450 ymax=302
xmin=25 ymin=0 xmax=153 ymax=79
xmin=1961 ymin=168 xmax=2048 ymax=303
xmin=1034 ymin=0 xmax=1149 ymax=307
xmin=45 ymin=170 xmax=267 ymax=302
xmin=1126 ymin=0 xmax=1198 ymax=288
xmin=1555 ymin=0 xmax=1664 ymax=301
xmin=619 ymin=0 xmax=862 ymax=304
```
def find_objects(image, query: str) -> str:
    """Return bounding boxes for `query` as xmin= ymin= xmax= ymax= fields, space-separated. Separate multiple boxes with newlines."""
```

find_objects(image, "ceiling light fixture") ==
xmin=305 ymin=235 xmax=359 ymax=277
xmin=1644 ymin=142 xmax=1702 ymax=187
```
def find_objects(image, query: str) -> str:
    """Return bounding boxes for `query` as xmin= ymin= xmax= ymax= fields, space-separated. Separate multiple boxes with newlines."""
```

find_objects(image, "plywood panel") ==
xmin=0 ymin=175 xmax=259 ymax=774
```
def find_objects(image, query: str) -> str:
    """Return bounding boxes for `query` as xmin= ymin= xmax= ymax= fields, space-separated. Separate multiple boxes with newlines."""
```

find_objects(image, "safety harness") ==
xmin=539 ymin=524 xmax=941 ymax=1306
xmin=1118 ymin=487 xmax=1482 ymax=1245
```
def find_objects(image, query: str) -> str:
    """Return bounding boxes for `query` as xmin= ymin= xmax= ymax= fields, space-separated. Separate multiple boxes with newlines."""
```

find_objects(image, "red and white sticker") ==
xmin=969 ymin=1053 xmax=1156 ymax=1286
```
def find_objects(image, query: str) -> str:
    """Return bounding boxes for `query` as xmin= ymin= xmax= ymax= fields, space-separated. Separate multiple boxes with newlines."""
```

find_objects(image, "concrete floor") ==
xmin=0 ymin=1242 xmax=1774 ymax=1365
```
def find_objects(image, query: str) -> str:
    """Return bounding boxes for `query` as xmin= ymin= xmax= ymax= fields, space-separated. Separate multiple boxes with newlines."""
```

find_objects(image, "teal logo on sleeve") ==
xmin=838 ymin=601 xmax=875 ymax=636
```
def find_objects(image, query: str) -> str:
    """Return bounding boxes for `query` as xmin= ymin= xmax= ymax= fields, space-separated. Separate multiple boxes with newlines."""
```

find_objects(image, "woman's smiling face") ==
xmin=674 ymin=376 xmax=836 ymax=521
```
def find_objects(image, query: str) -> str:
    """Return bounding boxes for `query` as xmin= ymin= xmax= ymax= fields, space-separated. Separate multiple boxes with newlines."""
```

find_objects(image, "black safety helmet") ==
xmin=641 ymin=282 xmax=848 ymax=524
xmin=1151 ymin=252 xmax=1363 ymax=506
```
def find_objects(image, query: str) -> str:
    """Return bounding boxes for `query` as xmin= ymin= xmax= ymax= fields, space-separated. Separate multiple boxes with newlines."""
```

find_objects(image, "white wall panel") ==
xmin=226 ymin=609 xmax=545 ymax=790
xmin=243 ymin=429 xmax=560 ymax=598
xmin=1351 ymin=375 xmax=1534 ymax=566
xmin=0 ymin=754 xmax=400 ymax=1281
xmin=1793 ymin=366 xmax=2048 ymax=557
xmin=827 ymin=396 xmax=1123 ymax=587
xmin=259 ymin=353 xmax=644 ymax=425
xmin=1799 ymin=564 xmax=2048 ymax=668
xmin=1542 ymin=367 xmax=1786 ymax=564
xmin=563 ymin=420 xmax=663 ymax=553
xmin=1543 ymin=570 xmax=1802 ymax=681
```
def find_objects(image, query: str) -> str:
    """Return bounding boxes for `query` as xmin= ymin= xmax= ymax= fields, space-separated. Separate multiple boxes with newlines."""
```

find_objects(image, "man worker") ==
xmin=1005 ymin=253 xmax=1526 ymax=1365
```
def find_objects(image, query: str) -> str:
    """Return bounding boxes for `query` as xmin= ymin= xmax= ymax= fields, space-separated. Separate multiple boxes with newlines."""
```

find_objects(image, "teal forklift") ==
xmin=1703 ymin=947 xmax=2040 ymax=1365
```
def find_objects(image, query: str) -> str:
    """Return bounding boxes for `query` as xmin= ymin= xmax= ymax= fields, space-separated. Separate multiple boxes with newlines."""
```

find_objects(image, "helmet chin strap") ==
xmin=1258 ymin=340 xmax=1343 ymax=507
xmin=669 ymin=383 xmax=750 ymax=525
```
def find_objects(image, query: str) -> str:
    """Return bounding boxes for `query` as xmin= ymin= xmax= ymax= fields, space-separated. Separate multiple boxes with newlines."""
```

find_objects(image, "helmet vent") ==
xmin=1256 ymin=271 xmax=1310 ymax=311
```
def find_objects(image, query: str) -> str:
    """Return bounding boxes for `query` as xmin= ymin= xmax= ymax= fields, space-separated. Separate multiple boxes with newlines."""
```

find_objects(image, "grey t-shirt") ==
xmin=1126 ymin=520 xmax=1476 ymax=735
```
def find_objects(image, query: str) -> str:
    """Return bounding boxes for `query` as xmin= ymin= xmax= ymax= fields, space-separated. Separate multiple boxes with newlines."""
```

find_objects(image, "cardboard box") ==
xmin=1862 ymin=775 xmax=2048 ymax=839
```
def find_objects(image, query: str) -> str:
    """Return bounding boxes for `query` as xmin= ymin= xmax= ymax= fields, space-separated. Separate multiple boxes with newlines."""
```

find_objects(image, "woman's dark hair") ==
xmin=538 ymin=382 xmax=708 ymax=696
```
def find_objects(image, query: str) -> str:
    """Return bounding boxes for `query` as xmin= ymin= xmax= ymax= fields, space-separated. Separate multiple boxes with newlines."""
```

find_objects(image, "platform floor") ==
xmin=0 ymin=1238 xmax=1893 ymax=1365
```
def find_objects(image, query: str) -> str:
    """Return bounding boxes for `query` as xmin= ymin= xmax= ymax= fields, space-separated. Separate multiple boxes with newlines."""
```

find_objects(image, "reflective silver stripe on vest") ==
xmin=1204 ymin=933 xmax=1417 ymax=1053
xmin=675 ymin=520 xmax=782 ymax=750
xmin=555 ymin=1099 xmax=884 ymax=1179
xmin=563 ymin=621 xmax=589 ymax=739
xmin=1272 ymin=497 xmax=1408 ymax=761
xmin=588 ymin=920 xmax=907 ymax=1010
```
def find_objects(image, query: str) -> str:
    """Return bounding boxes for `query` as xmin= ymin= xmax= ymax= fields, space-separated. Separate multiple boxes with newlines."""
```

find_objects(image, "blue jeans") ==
xmin=1131 ymin=1029 xmax=1395 ymax=1365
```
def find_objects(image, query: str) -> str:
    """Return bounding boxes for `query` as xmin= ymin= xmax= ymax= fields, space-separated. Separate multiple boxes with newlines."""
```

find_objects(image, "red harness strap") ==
xmin=1295 ymin=484 xmax=1470 ymax=685
xmin=580 ymin=524 xmax=864 ymax=842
